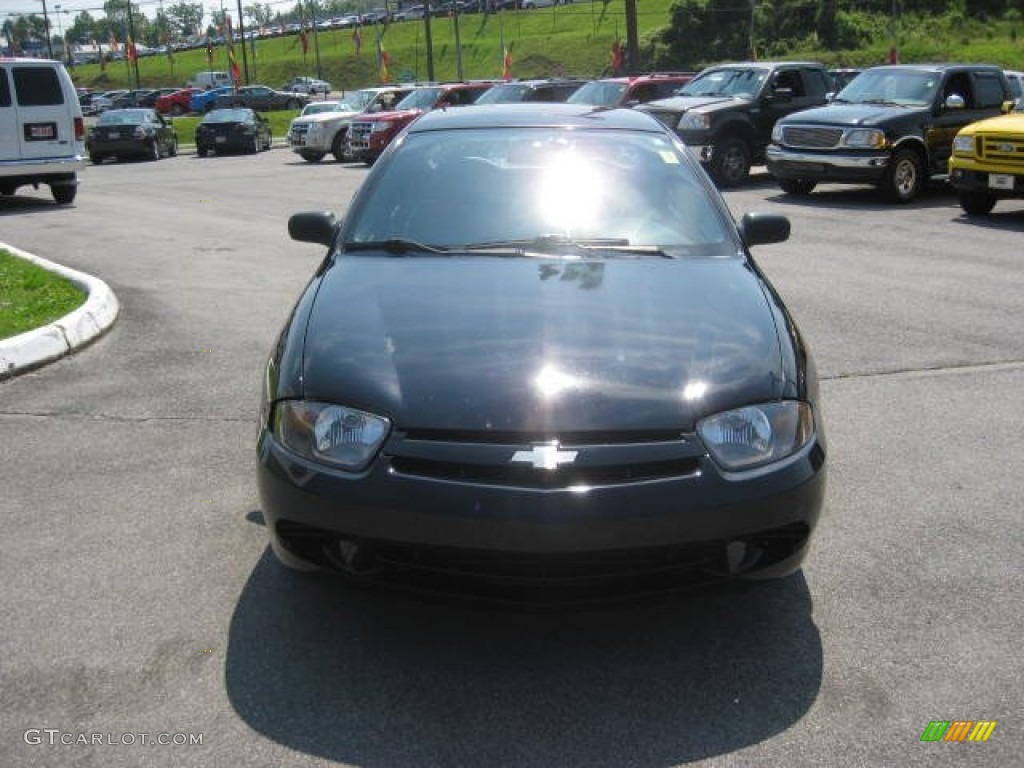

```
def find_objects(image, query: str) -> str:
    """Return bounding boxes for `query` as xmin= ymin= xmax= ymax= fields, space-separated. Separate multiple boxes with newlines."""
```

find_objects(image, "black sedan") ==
xmin=258 ymin=104 xmax=827 ymax=601
xmin=195 ymin=108 xmax=273 ymax=156
xmin=86 ymin=108 xmax=178 ymax=163
xmin=212 ymin=85 xmax=308 ymax=112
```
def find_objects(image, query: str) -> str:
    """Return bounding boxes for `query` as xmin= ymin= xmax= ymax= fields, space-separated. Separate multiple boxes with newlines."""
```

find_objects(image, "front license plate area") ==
xmin=989 ymin=173 xmax=1014 ymax=191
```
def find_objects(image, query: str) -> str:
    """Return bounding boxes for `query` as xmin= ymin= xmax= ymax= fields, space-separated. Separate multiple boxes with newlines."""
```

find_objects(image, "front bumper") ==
xmin=257 ymin=428 xmax=826 ymax=596
xmin=766 ymin=145 xmax=891 ymax=182
xmin=0 ymin=154 xmax=85 ymax=180
xmin=949 ymin=165 xmax=1024 ymax=197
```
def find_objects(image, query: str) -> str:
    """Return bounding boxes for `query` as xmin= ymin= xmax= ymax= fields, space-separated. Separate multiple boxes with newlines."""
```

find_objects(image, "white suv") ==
xmin=0 ymin=58 xmax=85 ymax=205
xmin=288 ymin=86 xmax=413 ymax=163
xmin=283 ymin=76 xmax=332 ymax=95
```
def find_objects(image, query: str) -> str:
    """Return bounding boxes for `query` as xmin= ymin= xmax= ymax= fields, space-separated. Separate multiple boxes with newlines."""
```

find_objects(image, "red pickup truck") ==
xmin=346 ymin=82 xmax=494 ymax=164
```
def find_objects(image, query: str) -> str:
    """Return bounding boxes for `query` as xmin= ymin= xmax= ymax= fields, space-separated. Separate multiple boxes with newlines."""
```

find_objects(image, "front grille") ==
xmin=386 ymin=431 xmax=705 ymax=490
xmin=349 ymin=122 xmax=372 ymax=141
xmin=780 ymin=125 xmax=844 ymax=149
xmin=291 ymin=123 xmax=309 ymax=139
xmin=274 ymin=521 xmax=811 ymax=603
xmin=978 ymin=134 xmax=1024 ymax=166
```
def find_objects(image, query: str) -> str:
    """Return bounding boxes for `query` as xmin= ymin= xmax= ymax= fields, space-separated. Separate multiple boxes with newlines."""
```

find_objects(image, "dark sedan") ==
xmin=258 ymin=104 xmax=827 ymax=602
xmin=195 ymin=108 xmax=273 ymax=156
xmin=86 ymin=108 xmax=178 ymax=163
xmin=212 ymin=85 xmax=308 ymax=112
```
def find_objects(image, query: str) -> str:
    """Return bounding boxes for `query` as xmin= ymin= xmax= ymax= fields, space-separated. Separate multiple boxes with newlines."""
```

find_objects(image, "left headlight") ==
xmin=697 ymin=401 xmax=814 ymax=471
xmin=952 ymin=134 xmax=976 ymax=154
xmin=273 ymin=401 xmax=391 ymax=472
xmin=842 ymin=128 xmax=886 ymax=149
xmin=678 ymin=112 xmax=711 ymax=131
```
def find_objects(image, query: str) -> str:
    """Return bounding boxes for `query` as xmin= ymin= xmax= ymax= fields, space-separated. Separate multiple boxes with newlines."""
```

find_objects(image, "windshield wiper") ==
xmin=343 ymin=239 xmax=449 ymax=255
xmin=857 ymin=98 xmax=904 ymax=107
xmin=461 ymin=236 xmax=676 ymax=258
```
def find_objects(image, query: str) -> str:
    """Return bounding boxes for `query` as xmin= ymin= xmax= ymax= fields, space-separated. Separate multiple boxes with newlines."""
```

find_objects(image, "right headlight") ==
xmin=273 ymin=401 xmax=391 ymax=472
xmin=952 ymin=134 xmax=976 ymax=154
xmin=677 ymin=112 xmax=711 ymax=131
xmin=698 ymin=401 xmax=814 ymax=471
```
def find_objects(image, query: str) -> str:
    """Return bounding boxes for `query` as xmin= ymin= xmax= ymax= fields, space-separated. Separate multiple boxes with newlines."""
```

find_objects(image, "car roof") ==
xmin=863 ymin=63 xmax=1006 ymax=74
xmin=408 ymin=103 xmax=668 ymax=133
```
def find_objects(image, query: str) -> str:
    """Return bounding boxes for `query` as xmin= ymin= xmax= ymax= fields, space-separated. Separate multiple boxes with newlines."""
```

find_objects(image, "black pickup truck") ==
xmin=636 ymin=61 xmax=831 ymax=186
xmin=766 ymin=63 xmax=1014 ymax=203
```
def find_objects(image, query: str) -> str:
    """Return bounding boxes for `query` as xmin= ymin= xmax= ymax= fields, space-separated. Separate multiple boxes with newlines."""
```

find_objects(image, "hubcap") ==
xmin=895 ymin=160 xmax=916 ymax=196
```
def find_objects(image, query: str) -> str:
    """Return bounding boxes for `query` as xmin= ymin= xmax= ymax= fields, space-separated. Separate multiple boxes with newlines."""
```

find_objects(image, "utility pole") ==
xmin=235 ymin=0 xmax=249 ymax=83
xmin=38 ymin=0 xmax=54 ymax=59
xmin=453 ymin=8 xmax=463 ymax=81
xmin=423 ymin=1 xmax=435 ymax=82
xmin=125 ymin=0 xmax=139 ymax=88
xmin=623 ymin=0 xmax=639 ymax=75
xmin=309 ymin=0 xmax=322 ymax=80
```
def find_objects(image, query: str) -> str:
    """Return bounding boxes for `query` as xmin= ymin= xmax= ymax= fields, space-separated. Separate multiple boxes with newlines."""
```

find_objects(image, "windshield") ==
xmin=395 ymin=87 xmax=443 ymax=110
xmin=97 ymin=110 xmax=148 ymax=125
xmin=567 ymin=81 xmax=628 ymax=107
xmin=203 ymin=108 xmax=253 ymax=123
xmin=345 ymin=128 xmax=732 ymax=255
xmin=349 ymin=89 xmax=380 ymax=110
xmin=475 ymin=84 xmax=533 ymax=104
xmin=678 ymin=68 xmax=768 ymax=98
xmin=835 ymin=69 xmax=938 ymax=106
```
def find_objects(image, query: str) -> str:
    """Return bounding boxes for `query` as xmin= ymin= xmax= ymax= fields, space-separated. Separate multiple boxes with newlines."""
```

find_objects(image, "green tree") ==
xmin=166 ymin=1 xmax=205 ymax=37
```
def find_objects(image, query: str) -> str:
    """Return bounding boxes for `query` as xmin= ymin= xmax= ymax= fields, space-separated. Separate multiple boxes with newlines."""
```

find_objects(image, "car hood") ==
xmin=641 ymin=95 xmax=746 ymax=114
xmin=298 ymin=257 xmax=785 ymax=432
xmin=294 ymin=110 xmax=359 ymax=125
xmin=781 ymin=102 xmax=923 ymax=126
xmin=357 ymin=108 xmax=423 ymax=123
xmin=958 ymin=110 xmax=1024 ymax=135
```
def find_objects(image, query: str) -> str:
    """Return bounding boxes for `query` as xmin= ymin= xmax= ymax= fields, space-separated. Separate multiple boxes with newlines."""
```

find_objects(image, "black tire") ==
xmin=880 ymin=147 xmax=924 ymax=203
xmin=197 ymin=146 xmax=208 ymax=158
xmin=300 ymin=150 xmax=324 ymax=163
xmin=90 ymin=153 xmax=104 ymax=164
xmin=778 ymin=178 xmax=817 ymax=195
xmin=249 ymin=135 xmax=259 ymax=154
xmin=204 ymin=102 xmax=214 ymax=113
xmin=0 ymin=184 xmax=14 ymax=196
xmin=150 ymin=140 xmax=161 ymax=161
xmin=331 ymin=130 xmax=348 ymax=162
xmin=264 ymin=132 xmax=272 ymax=151
xmin=711 ymin=137 xmax=751 ymax=187
xmin=958 ymin=189 xmax=997 ymax=216
xmin=51 ymin=184 xmax=77 ymax=205
xmin=169 ymin=137 xmax=178 ymax=157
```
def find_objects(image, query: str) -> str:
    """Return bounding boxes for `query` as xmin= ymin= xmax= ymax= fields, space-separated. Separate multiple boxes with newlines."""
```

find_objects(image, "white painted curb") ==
xmin=0 ymin=242 xmax=120 ymax=379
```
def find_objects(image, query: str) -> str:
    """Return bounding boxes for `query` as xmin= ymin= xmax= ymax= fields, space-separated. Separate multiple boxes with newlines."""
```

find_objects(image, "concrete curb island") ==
xmin=0 ymin=242 xmax=120 ymax=380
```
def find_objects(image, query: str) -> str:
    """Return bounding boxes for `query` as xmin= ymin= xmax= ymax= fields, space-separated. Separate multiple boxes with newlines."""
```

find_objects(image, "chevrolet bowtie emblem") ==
xmin=510 ymin=443 xmax=578 ymax=470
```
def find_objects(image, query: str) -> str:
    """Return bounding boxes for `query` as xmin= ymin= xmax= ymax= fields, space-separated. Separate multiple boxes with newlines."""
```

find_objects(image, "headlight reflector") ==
xmin=274 ymin=401 xmax=390 ymax=471
xmin=698 ymin=401 xmax=813 ymax=471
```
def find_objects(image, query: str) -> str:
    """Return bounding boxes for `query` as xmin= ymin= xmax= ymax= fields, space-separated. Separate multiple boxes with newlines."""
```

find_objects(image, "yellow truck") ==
xmin=949 ymin=101 xmax=1024 ymax=215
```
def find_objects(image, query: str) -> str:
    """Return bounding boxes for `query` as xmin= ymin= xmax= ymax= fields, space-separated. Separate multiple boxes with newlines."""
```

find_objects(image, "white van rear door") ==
xmin=0 ymin=66 xmax=18 ymax=161
xmin=9 ymin=63 xmax=79 ymax=162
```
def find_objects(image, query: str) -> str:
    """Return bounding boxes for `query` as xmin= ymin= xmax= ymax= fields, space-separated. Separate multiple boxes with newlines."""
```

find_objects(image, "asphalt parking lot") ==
xmin=1 ymin=148 xmax=1022 ymax=767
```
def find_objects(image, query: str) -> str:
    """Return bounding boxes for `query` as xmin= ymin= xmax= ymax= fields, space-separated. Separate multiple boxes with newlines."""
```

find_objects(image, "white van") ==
xmin=186 ymin=71 xmax=233 ymax=90
xmin=0 ymin=58 xmax=85 ymax=205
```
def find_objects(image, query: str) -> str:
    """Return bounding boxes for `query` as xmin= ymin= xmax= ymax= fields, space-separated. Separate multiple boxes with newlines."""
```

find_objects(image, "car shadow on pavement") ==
xmin=763 ymin=180 xmax=959 ymax=211
xmin=225 ymin=546 xmax=822 ymax=766
xmin=0 ymin=193 xmax=75 ymax=215
xmin=949 ymin=207 xmax=1024 ymax=230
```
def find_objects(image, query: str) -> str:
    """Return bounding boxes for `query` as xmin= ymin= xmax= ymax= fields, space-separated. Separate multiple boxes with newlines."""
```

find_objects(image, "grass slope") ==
xmin=0 ymin=250 xmax=85 ymax=341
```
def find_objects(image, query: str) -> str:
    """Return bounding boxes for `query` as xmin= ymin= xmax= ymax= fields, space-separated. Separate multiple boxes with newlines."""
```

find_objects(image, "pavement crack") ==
xmin=821 ymin=359 xmax=1024 ymax=382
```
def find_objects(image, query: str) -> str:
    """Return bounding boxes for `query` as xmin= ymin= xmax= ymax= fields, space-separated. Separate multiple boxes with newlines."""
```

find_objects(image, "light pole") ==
xmin=54 ymin=4 xmax=65 ymax=60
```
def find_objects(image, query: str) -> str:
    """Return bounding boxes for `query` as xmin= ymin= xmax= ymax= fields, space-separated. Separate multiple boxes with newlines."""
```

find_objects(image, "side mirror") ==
xmin=738 ymin=212 xmax=790 ymax=246
xmin=944 ymin=93 xmax=966 ymax=110
xmin=289 ymin=211 xmax=339 ymax=247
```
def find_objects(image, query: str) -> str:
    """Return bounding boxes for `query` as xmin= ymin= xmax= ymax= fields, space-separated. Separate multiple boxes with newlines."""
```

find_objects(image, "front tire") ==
xmin=149 ymin=140 xmax=161 ymax=161
xmin=90 ymin=153 xmax=105 ymax=164
xmin=197 ymin=146 xmax=208 ymax=158
xmin=168 ymin=137 xmax=178 ymax=157
xmin=711 ymin=137 xmax=751 ymax=187
xmin=331 ymin=130 xmax=348 ymax=162
xmin=778 ymin=178 xmax=817 ymax=195
xmin=880 ymin=147 xmax=924 ymax=203
xmin=958 ymin=189 xmax=997 ymax=216
xmin=300 ymin=150 xmax=325 ymax=163
xmin=249 ymin=135 xmax=259 ymax=154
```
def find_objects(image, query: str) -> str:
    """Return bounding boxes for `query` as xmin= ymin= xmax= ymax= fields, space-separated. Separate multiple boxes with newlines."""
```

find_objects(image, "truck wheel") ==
xmin=880 ymin=147 xmax=923 ymax=203
xmin=150 ymin=140 xmax=161 ymax=161
xmin=51 ymin=184 xmax=77 ymax=205
xmin=331 ymin=130 xmax=348 ymax=162
xmin=711 ymin=137 xmax=751 ymax=187
xmin=958 ymin=189 xmax=997 ymax=216
xmin=301 ymin=151 xmax=325 ymax=163
xmin=169 ymin=137 xmax=178 ymax=157
xmin=778 ymin=178 xmax=817 ymax=195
